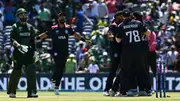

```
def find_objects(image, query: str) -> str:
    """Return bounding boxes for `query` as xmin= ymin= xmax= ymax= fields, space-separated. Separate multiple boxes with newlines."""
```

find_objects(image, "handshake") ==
xmin=12 ymin=39 xmax=29 ymax=54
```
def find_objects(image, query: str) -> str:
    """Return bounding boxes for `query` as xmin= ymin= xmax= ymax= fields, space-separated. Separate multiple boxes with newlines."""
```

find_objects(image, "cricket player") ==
xmin=36 ymin=12 xmax=90 ymax=95
xmin=7 ymin=8 xmax=38 ymax=98
xmin=104 ymin=11 xmax=123 ymax=96
xmin=115 ymin=9 xmax=150 ymax=96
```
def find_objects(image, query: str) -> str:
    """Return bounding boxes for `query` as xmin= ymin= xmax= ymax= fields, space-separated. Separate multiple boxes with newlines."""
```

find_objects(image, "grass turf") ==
xmin=0 ymin=92 xmax=179 ymax=101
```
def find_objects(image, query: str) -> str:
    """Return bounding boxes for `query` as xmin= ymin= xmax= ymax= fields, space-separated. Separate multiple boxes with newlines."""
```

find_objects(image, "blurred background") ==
xmin=0 ymin=0 xmax=180 ymax=74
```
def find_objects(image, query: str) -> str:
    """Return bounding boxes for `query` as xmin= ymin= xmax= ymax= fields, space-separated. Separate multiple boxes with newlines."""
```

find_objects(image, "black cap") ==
xmin=58 ymin=12 xmax=65 ymax=17
xmin=115 ymin=11 xmax=123 ymax=17
xmin=122 ymin=9 xmax=131 ymax=17
xmin=132 ymin=11 xmax=143 ymax=21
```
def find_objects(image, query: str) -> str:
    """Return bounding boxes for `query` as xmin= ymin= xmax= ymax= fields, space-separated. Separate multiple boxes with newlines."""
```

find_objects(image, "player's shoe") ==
xmin=126 ymin=89 xmax=138 ymax=96
xmin=114 ymin=92 xmax=123 ymax=97
xmin=109 ymin=89 xmax=116 ymax=97
xmin=27 ymin=93 xmax=38 ymax=98
xmin=55 ymin=86 xmax=59 ymax=95
xmin=147 ymin=90 xmax=154 ymax=96
xmin=138 ymin=91 xmax=148 ymax=96
xmin=103 ymin=91 xmax=110 ymax=96
xmin=9 ymin=93 xmax=16 ymax=98
xmin=50 ymin=80 xmax=55 ymax=90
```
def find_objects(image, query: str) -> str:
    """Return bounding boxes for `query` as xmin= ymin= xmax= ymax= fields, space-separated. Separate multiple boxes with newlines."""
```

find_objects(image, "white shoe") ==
xmin=55 ymin=88 xmax=59 ymax=95
xmin=114 ymin=92 xmax=122 ymax=97
xmin=9 ymin=93 xmax=16 ymax=98
xmin=109 ymin=89 xmax=116 ymax=97
xmin=103 ymin=91 xmax=110 ymax=96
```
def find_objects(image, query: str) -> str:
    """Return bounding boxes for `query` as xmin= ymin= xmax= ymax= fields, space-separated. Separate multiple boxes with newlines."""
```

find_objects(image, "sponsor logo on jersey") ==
xmin=19 ymin=32 xmax=30 ymax=36
xmin=58 ymin=36 xmax=66 ymax=39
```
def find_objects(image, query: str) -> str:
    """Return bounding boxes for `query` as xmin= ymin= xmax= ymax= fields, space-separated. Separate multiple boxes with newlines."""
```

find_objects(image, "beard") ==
xmin=58 ymin=19 xmax=65 ymax=24
xmin=20 ymin=17 xmax=27 ymax=22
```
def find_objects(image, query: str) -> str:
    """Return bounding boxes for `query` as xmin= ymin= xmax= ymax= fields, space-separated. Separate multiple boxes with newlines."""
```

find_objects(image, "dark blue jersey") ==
xmin=116 ymin=19 xmax=147 ymax=53
xmin=109 ymin=22 xmax=122 ymax=55
xmin=141 ymin=21 xmax=149 ymax=53
xmin=48 ymin=24 xmax=75 ymax=56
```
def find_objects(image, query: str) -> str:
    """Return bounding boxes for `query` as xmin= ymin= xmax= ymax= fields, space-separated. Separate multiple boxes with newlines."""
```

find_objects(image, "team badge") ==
xmin=56 ymin=30 xmax=59 ymax=34
xmin=65 ymin=30 xmax=68 ymax=34
xmin=19 ymin=27 xmax=22 ymax=31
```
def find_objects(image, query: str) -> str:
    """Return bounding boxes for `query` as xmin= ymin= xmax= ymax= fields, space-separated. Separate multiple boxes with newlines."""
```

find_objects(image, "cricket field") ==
xmin=0 ymin=92 xmax=179 ymax=101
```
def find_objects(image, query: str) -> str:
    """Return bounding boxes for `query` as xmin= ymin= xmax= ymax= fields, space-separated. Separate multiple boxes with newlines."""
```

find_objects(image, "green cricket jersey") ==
xmin=10 ymin=22 xmax=36 ymax=56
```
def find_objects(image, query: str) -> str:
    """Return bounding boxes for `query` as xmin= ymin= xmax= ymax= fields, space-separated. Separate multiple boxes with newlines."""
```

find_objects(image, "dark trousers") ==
xmin=111 ymin=68 xmax=137 ymax=93
xmin=143 ymin=50 xmax=152 ymax=92
xmin=52 ymin=55 xmax=67 ymax=87
xmin=104 ymin=53 xmax=121 ymax=92
xmin=120 ymin=52 xmax=149 ymax=94
xmin=7 ymin=53 xmax=37 ymax=95
xmin=111 ymin=70 xmax=123 ymax=92
xmin=148 ymin=51 xmax=156 ymax=77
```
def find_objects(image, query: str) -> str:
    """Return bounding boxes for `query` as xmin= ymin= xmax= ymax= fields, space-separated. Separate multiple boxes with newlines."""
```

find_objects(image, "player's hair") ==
xmin=57 ymin=12 xmax=65 ymax=18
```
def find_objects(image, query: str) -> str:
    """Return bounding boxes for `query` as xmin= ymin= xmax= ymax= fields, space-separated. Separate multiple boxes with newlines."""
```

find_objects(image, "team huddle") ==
xmin=104 ymin=9 xmax=156 ymax=97
xmin=7 ymin=7 xmax=156 ymax=98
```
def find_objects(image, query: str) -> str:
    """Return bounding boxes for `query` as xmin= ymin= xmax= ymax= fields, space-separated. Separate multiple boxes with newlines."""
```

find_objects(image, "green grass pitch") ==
xmin=0 ymin=92 xmax=180 ymax=101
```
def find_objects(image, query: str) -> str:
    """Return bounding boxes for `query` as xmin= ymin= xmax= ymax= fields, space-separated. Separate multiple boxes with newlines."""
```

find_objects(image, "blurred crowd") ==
xmin=0 ymin=0 xmax=180 ymax=74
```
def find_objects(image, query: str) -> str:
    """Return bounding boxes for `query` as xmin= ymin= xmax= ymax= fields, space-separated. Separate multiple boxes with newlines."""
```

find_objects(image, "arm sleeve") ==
xmin=47 ymin=28 xmax=54 ymax=38
xmin=116 ymin=25 xmax=123 ymax=38
xmin=108 ymin=25 xmax=115 ymax=33
xmin=30 ymin=26 xmax=36 ymax=51
xmin=10 ymin=25 xmax=16 ymax=41
xmin=10 ymin=24 xmax=18 ymax=46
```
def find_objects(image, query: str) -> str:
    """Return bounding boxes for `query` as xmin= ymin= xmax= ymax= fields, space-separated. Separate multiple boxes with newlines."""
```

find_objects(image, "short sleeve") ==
xmin=96 ymin=65 xmax=99 ymax=70
xmin=10 ymin=24 xmax=17 ymax=42
xmin=68 ymin=27 xmax=75 ymax=35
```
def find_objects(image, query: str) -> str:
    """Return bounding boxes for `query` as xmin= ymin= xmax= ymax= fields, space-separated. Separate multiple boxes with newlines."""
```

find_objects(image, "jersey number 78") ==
xmin=125 ymin=30 xmax=141 ymax=43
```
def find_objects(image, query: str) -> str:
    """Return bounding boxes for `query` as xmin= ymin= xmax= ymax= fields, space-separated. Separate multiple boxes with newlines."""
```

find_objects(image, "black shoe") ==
xmin=27 ymin=93 xmax=38 ymax=98
xmin=138 ymin=91 xmax=148 ymax=96
xmin=9 ymin=93 xmax=16 ymax=98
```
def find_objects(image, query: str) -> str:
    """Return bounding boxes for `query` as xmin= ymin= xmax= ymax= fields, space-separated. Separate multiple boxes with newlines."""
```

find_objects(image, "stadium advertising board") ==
xmin=0 ymin=73 xmax=180 ymax=92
